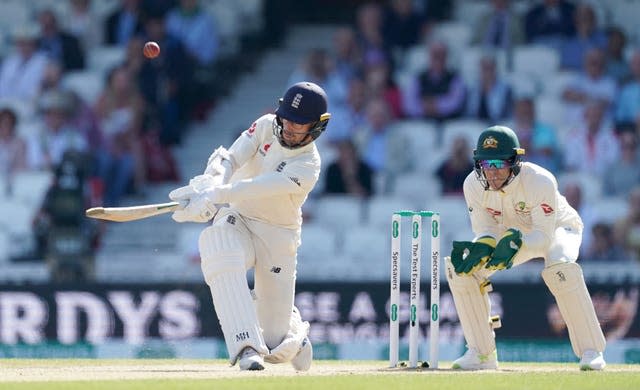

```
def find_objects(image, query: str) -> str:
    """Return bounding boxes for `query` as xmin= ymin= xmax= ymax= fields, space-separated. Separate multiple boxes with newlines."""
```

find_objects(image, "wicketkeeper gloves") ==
xmin=484 ymin=228 xmax=522 ymax=271
xmin=450 ymin=236 xmax=496 ymax=274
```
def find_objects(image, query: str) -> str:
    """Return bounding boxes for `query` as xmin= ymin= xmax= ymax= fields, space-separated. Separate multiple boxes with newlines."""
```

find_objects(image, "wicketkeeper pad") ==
xmin=445 ymin=257 xmax=497 ymax=355
xmin=199 ymin=225 xmax=268 ymax=364
xmin=541 ymin=262 xmax=606 ymax=357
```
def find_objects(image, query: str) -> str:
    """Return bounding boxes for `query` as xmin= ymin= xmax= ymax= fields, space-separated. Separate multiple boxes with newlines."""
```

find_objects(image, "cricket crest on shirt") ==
xmin=514 ymin=200 xmax=531 ymax=216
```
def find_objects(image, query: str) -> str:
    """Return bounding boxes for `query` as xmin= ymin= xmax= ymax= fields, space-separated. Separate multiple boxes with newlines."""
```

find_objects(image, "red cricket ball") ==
xmin=143 ymin=41 xmax=160 ymax=59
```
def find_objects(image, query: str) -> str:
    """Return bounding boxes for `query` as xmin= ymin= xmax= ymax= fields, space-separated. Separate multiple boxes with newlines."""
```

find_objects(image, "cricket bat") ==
xmin=85 ymin=201 xmax=183 ymax=222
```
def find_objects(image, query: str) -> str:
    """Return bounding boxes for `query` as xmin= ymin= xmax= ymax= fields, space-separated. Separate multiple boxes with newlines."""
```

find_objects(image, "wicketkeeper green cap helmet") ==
xmin=473 ymin=125 xmax=525 ymax=161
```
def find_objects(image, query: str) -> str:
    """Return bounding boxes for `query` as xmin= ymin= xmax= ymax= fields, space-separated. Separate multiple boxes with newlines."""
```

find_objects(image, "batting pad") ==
xmin=541 ymin=262 xmax=606 ymax=357
xmin=264 ymin=307 xmax=310 ymax=364
xmin=199 ymin=226 xmax=268 ymax=364
xmin=445 ymin=257 xmax=496 ymax=355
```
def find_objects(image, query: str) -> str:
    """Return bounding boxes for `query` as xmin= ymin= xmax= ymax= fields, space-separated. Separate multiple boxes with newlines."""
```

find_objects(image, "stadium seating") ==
xmin=62 ymin=71 xmax=104 ymax=106
xmin=2 ymin=0 xmax=637 ymax=284
xmin=298 ymin=222 xmax=338 ymax=264
xmin=441 ymin=119 xmax=487 ymax=153
xmin=513 ymin=45 xmax=561 ymax=82
xmin=312 ymin=195 xmax=366 ymax=233
xmin=366 ymin=195 xmax=417 ymax=231
xmin=11 ymin=171 xmax=53 ymax=209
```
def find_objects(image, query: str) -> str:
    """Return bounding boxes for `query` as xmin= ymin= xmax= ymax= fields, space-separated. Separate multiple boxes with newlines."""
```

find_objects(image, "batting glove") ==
xmin=450 ymin=236 xmax=496 ymax=274
xmin=485 ymin=228 xmax=522 ymax=271
xmin=168 ymin=175 xmax=219 ymax=223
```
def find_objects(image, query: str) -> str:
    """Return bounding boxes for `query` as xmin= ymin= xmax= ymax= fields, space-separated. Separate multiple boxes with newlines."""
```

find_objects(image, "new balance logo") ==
xmin=227 ymin=215 xmax=236 ymax=225
xmin=271 ymin=266 xmax=281 ymax=274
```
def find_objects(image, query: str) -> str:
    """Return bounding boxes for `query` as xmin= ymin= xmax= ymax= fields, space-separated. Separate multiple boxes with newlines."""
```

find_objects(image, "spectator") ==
xmin=465 ymin=52 xmax=512 ymax=122
xmin=614 ymin=186 xmax=640 ymax=261
xmin=142 ymin=0 xmax=175 ymax=16
xmin=105 ymin=0 xmax=144 ymax=46
xmin=324 ymin=77 xmax=368 ymax=143
xmin=584 ymin=222 xmax=630 ymax=262
xmin=563 ymin=99 xmax=620 ymax=177
xmin=324 ymin=139 xmax=374 ymax=198
xmin=363 ymin=56 xmax=403 ymax=118
xmin=508 ymin=96 xmax=562 ymax=173
xmin=39 ymin=60 xmax=64 ymax=94
xmin=26 ymin=90 xmax=88 ymax=171
xmin=136 ymin=10 xmax=194 ymax=145
xmin=37 ymin=8 xmax=86 ymax=71
xmin=288 ymin=48 xmax=347 ymax=108
xmin=418 ymin=0 xmax=453 ymax=24
xmin=615 ymin=49 xmax=640 ymax=124
xmin=382 ymin=0 xmax=426 ymax=51
xmin=67 ymin=90 xmax=104 ymax=156
xmin=435 ymin=136 xmax=474 ymax=195
xmin=354 ymin=3 xmax=391 ymax=69
xmin=354 ymin=97 xmax=410 ymax=193
xmin=166 ymin=0 xmax=218 ymax=67
xmin=524 ymin=0 xmax=576 ymax=46
xmin=165 ymin=0 xmax=218 ymax=120
xmin=0 ymin=26 xmax=49 ymax=103
xmin=94 ymin=65 xmax=146 ymax=204
xmin=402 ymin=41 xmax=466 ymax=120
xmin=0 ymin=108 xmax=27 ymax=192
xmin=559 ymin=3 xmax=606 ymax=71
xmin=330 ymin=27 xmax=362 ymax=90
xmin=604 ymin=26 xmax=630 ymax=85
xmin=472 ymin=0 xmax=524 ymax=56
xmin=562 ymin=47 xmax=616 ymax=122
xmin=62 ymin=0 xmax=103 ymax=51
xmin=602 ymin=129 xmax=640 ymax=199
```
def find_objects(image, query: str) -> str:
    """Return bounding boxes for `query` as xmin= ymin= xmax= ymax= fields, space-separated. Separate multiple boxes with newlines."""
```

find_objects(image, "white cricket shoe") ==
xmin=290 ymin=337 xmax=313 ymax=371
xmin=580 ymin=350 xmax=606 ymax=371
xmin=452 ymin=348 xmax=498 ymax=370
xmin=238 ymin=347 xmax=265 ymax=371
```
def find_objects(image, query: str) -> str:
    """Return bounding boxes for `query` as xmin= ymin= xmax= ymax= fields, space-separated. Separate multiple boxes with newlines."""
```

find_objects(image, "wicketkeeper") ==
xmin=447 ymin=125 xmax=606 ymax=371
xmin=167 ymin=82 xmax=330 ymax=370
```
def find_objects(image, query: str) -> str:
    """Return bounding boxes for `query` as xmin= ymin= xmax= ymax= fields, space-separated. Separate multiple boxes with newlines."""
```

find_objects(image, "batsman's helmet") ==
xmin=274 ymin=82 xmax=331 ymax=149
xmin=473 ymin=125 xmax=526 ymax=189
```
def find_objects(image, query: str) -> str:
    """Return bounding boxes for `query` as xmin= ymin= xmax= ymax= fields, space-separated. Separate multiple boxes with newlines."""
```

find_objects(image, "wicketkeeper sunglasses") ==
xmin=479 ymin=159 xmax=511 ymax=169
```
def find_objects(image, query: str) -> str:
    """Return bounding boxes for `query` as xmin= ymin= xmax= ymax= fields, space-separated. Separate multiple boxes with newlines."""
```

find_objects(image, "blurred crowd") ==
xmin=2 ymin=0 xmax=640 ymax=282
xmin=0 ymin=0 xmax=228 ymax=280
xmin=287 ymin=0 xmax=640 ymax=264
xmin=1 ymin=0 xmax=220 ymax=202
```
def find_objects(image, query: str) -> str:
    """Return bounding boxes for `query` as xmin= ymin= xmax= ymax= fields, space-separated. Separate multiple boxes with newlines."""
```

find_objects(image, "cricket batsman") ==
xmin=167 ymin=82 xmax=330 ymax=370
xmin=447 ymin=125 xmax=606 ymax=370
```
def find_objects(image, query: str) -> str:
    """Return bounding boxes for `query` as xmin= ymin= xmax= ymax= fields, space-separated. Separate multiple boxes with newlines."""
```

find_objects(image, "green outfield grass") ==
xmin=0 ymin=360 xmax=638 ymax=390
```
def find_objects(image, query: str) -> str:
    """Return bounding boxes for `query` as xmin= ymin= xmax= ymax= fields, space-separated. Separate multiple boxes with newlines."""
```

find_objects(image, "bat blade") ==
xmin=85 ymin=201 xmax=181 ymax=222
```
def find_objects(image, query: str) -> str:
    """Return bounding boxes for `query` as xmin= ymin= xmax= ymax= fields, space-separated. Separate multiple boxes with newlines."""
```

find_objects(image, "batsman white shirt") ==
xmin=208 ymin=113 xmax=321 ymax=229
xmin=463 ymin=162 xmax=583 ymax=259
